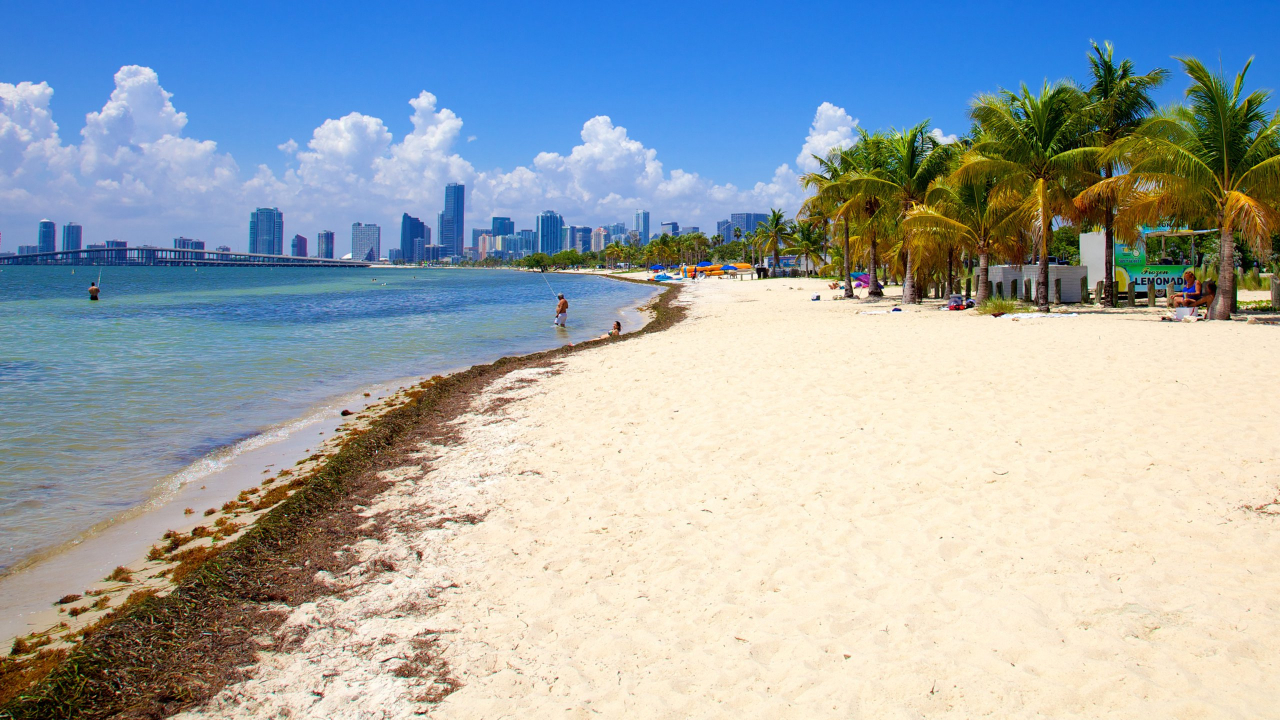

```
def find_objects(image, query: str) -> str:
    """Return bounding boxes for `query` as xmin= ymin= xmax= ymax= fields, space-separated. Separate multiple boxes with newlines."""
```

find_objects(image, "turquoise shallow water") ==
xmin=0 ymin=267 xmax=656 ymax=573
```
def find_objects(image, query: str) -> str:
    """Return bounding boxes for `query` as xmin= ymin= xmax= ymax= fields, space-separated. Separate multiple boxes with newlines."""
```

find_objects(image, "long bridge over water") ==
xmin=0 ymin=247 xmax=371 ymax=268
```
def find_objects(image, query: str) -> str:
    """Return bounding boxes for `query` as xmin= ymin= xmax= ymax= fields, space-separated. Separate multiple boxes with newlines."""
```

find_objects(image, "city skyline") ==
xmin=3 ymin=3 xmax=1278 ymax=253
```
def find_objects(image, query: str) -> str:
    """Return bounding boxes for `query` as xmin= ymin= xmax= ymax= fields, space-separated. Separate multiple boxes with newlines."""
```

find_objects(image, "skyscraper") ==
xmin=716 ymin=219 xmax=732 ymax=240
xmin=660 ymin=221 xmax=680 ymax=237
xmin=568 ymin=226 xmax=591 ymax=252
xmin=37 ymin=220 xmax=56 ymax=253
xmin=61 ymin=223 xmax=82 ymax=252
xmin=591 ymin=227 xmax=608 ymax=252
xmin=249 ymin=208 xmax=284 ymax=255
xmin=400 ymin=213 xmax=426 ymax=262
xmin=728 ymin=212 xmax=769 ymax=241
xmin=291 ymin=235 xmax=308 ymax=257
xmin=634 ymin=210 xmax=650 ymax=243
xmin=537 ymin=211 xmax=564 ymax=255
xmin=317 ymin=230 xmax=335 ymax=259
xmin=606 ymin=222 xmax=627 ymax=239
xmin=442 ymin=183 xmax=465 ymax=256
xmin=516 ymin=229 xmax=536 ymax=256
xmin=351 ymin=222 xmax=381 ymax=262
xmin=491 ymin=216 xmax=514 ymax=237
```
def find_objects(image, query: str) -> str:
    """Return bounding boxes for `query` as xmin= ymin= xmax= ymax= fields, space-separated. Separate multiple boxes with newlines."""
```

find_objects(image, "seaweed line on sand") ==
xmin=0 ymin=277 xmax=684 ymax=720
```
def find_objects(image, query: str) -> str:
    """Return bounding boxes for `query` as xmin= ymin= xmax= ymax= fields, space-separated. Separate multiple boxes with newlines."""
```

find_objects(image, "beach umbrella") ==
xmin=650 ymin=264 xmax=665 ymax=270
xmin=720 ymin=264 xmax=736 ymax=271
xmin=696 ymin=261 xmax=712 ymax=267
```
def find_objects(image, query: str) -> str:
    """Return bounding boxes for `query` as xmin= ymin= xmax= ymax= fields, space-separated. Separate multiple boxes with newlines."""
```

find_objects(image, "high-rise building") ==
xmin=60 ymin=222 xmax=82 ymax=252
xmin=37 ymin=220 xmax=56 ymax=253
xmin=491 ymin=216 xmax=514 ymax=238
xmin=660 ymin=221 xmax=680 ymax=237
xmin=401 ymin=213 xmax=426 ymax=262
xmin=105 ymin=239 xmax=127 ymax=263
xmin=516 ymin=229 xmax=536 ymax=257
xmin=591 ymin=227 xmax=608 ymax=252
xmin=537 ymin=211 xmax=564 ymax=255
xmin=351 ymin=222 xmax=381 ymax=262
xmin=441 ymin=183 xmax=465 ymax=256
xmin=291 ymin=235 xmax=308 ymax=257
xmin=634 ymin=210 xmax=650 ymax=243
xmin=387 ymin=248 xmax=403 ymax=262
xmin=249 ymin=208 xmax=284 ymax=255
xmin=477 ymin=233 xmax=492 ymax=260
xmin=18 ymin=245 xmax=39 ymax=255
xmin=716 ymin=219 xmax=732 ymax=240
xmin=568 ymin=226 xmax=591 ymax=252
xmin=727 ymin=213 xmax=769 ymax=241
xmin=174 ymin=237 xmax=205 ymax=260
xmin=685 ymin=226 xmax=700 ymax=235
xmin=316 ymin=230 xmax=335 ymax=259
xmin=606 ymin=222 xmax=627 ymax=238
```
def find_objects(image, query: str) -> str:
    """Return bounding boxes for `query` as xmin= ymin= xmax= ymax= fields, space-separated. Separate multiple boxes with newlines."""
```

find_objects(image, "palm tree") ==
xmin=1077 ymin=41 xmax=1168 ymax=306
xmin=816 ymin=122 xmax=953 ymax=302
xmin=961 ymin=81 xmax=1093 ymax=311
xmin=784 ymin=221 xmax=827 ymax=275
xmin=803 ymin=147 xmax=858 ymax=297
xmin=756 ymin=209 xmax=792 ymax=276
xmin=901 ymin=170 xmax=1021 ymax=303
xmin=604 ymin=241 xmax=625 ymax=267
xmin=1081 ymin=57 xmax=1280 ymax=319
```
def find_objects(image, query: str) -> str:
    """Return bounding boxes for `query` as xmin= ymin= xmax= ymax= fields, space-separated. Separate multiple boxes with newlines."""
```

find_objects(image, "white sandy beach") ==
xmin=180 ymin=276 xmax=1280 ymax=719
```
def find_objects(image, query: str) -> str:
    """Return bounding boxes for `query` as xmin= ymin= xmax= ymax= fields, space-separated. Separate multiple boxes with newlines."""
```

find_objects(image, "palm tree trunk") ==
xmin=868 ymin=234 xmax=883 ymax=297
xmin=1037 ymin=184 xmax=1051 ymax=312
xmin=1212 ymin=224 xmax=1235 ymax=320
xmin=977 ymin=250 xmax=990 ymax=303
xmin=946 ymin=248 xmax=955 ymax=295
xmin=902 ymin=246 xmax=916 ymax=303
xmin=1103 ymin=165 xmax=1116 ymax=307
xmin=842 ymin=222 xmax=853 ymax=298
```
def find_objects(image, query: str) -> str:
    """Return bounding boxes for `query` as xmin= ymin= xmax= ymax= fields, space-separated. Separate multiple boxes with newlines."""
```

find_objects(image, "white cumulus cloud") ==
xmin=0 ymin=66 xmax=862 ymax=250
xmin=796 ymin=102 xmax=859 ymax=173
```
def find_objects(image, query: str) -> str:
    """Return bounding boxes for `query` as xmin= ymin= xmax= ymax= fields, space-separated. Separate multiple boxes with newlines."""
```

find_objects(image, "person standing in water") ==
xmin=88 ymin=282 xmax=100 ymax=301
xmin=554 ymin=293 xmax=568 ymax=327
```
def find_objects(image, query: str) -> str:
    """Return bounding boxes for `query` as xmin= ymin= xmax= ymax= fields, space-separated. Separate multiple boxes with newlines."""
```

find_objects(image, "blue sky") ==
xmin=3 ymin=0 xmax=1279 ymax=253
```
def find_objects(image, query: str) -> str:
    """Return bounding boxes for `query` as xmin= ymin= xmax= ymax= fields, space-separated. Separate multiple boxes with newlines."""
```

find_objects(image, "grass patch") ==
xmin=975 ymin=298 xmax=1034 ymax=316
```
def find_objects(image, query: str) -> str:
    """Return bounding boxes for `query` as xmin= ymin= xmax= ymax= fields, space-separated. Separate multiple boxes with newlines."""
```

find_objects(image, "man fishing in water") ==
xmin=88 ymin=281 xmax=100 ymax=301
xmin=554 ymin=293 xmax=568 ymax=327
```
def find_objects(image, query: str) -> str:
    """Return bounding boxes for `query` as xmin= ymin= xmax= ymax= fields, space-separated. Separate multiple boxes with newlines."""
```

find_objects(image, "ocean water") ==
xmin=0 ymin=266 xmax=656 ymax=574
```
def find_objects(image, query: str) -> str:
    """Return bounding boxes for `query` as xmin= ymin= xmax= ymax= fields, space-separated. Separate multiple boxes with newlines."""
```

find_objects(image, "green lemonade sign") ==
xmin=1114 ymin=241 xmax=1189 ymax=293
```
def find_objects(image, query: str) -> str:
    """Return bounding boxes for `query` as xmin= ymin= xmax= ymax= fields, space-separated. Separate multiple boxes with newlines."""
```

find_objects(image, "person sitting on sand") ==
xmin=1191 ymin=280 xmax=1217 ymax=309
xmin=596 ymin=321 xmax=622 ymax=340
xmin=1170 ymin=270 xmax=1203 ymax=307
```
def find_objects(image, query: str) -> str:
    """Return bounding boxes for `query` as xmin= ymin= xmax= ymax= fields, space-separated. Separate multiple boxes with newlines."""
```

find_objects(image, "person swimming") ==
xmin=88 ymin=282 xmax=100 ymax=301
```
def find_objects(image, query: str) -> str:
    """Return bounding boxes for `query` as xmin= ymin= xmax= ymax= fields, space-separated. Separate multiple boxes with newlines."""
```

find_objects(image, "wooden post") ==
xmin=1023 ymin=278 xmax=1032 ymax=302
xmin=1147 ymin=279 xmax=1157 ymax=307
xmin=1054 ymin=278 xmax=1062 ymax=305
xmin=1081 ymin=277 xmax=1090 ymax=304
xmin=965 ymin=277 xmax=972 ymax=300
xmin=1095 ymin=281 xmax=1105 ymax=306
xmin=1271 ymin=275 xmax=1280 ymax=310
xmin=1127 ymin=285 xmax=1136 ymax=307
xmin=986 ymin=280 xmax=993 ymax=301
xmin=995 ymin=281 xmax=1004 ymax=299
